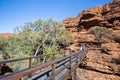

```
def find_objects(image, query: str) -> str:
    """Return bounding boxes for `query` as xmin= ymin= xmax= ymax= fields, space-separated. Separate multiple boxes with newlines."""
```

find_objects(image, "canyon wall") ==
xmin=63 ymin=0 xmax=120 ymax=80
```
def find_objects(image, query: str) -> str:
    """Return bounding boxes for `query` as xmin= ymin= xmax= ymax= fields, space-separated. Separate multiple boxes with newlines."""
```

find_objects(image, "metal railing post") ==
xmin=29 ymin=58 xmax=32 ymax=68
xmin=77 ymin=53 xmax=79 ymax=67
xmin=53 ymin=54 xmax=55 ymax=60
xmin=28 ymin=58 xmax=32 ymax=78
xmin=69 ymin=53 xmax=72 ymax=79
xmin=63 ymin=52 xmax=65 ymax=57
xmin=52 ymin=63 xmax=55 ymax=80
xmin=74 ymin=69 xmax=77 ymax=80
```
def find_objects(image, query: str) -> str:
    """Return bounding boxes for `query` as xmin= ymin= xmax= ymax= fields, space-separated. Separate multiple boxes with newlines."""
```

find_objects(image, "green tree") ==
xmin=5 ymin=18 xmax=72 ymax=59
xmin=1 ymin=18 xmax=73 ymax=71
xmin=0 ymin=37 xmax=9 ymax=59
xmin=88 ymin=26 xmax=113 ymax=48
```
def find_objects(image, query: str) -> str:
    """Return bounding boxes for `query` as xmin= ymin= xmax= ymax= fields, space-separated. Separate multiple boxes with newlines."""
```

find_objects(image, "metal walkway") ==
xmin=0 ymin=51 xmax=87 ymax=80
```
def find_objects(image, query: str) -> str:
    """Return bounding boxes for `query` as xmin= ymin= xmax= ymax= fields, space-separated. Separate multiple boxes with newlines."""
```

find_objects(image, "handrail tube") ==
xmin=55 ymin=52 xmax=79 ymax=63
xmin=56 ymin=59 xmax=69 ymax=69
xmin=44 ymin=53 xmax=78 ymax=79
xmin=31 ymin=61 xmax=69 ymax=80
xmin=0 ymin=51 xmax=64 ymax=64
xmin=0 ymin=61 xmax=55 ymax=80
xmin=54 ymin=55 xmax=70 ymax=63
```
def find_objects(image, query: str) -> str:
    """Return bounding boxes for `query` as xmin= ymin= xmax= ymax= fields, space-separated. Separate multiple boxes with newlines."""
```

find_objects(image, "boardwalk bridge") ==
xmin=0 ymin=51 xmax=87 ymax=80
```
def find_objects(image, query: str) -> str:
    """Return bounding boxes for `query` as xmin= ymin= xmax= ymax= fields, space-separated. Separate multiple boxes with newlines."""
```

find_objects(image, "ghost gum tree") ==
xmin=3 ymin=18 xmax=73 ymax=61
xmin=88 ymin=26 xmax=113 ymax=48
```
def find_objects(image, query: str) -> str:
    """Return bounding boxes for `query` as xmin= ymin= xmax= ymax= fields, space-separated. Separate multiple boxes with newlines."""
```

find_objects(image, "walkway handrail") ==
xmin=0 ymin=51 xmax=65 ymax=64
xmin=0 ymin=51 xmax=87 ymax=80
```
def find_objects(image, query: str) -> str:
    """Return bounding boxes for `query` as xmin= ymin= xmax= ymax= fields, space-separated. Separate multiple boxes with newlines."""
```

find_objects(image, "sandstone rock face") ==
xmin=77 ymin=68 xmax=120 ymax=80
xmin=63 ymin=0 xmax=120 ymax=79
xmin=80 ymin=49 xmax=120 ymax=74
xmin=62 ymin=17 xmax=79 ymax=32
xmin=103 ymin=0 xmax=120 ymax=29
xmin=79 ymin=6 xmax=103 ymax=29
xmin=62 ymin=0 xmax=120 ymax=31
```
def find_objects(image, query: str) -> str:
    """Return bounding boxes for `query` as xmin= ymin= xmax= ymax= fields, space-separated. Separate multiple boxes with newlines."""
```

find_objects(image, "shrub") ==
xmin=113 ymin=35 xmax=120 ymax=43
xmin=100 ymin=46 xmax=109 ymax=54
xmin=88 ymin=26 xmax=113 ymax=48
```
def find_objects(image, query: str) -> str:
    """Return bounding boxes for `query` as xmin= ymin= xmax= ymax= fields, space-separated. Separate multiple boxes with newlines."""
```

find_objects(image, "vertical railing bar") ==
xmin=63 ymin=52 xmax=65 ymax=57
xmin=52 ymin=63 xmax=55 ymax=80
xmin=77 ymin=53 xmax=79 ymax=67
xmin=74 ymin=69 xmax=77 ymax=80
xmin=74 ymin=53 xmax=79 ymax=80
xmin=28 ymin=58 xmax=32 ymax=78
xmin=29 ymin=58 xmax=32 ymax=68
xmin=53 ymin=54 xmax=55 ymax=60
xmin=69 ymin=53 xmax=72 ymax=79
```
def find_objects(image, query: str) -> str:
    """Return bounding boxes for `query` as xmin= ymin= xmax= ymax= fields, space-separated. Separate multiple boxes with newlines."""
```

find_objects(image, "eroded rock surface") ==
xmin=62 ymin=0 xmax=120 ymax=31
xmin=63 ymin=0 xmax=120 ymax=80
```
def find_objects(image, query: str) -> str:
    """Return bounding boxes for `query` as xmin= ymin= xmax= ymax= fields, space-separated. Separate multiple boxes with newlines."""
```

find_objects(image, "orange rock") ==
xmin=0 ymin=33 xmax=14 ymax=38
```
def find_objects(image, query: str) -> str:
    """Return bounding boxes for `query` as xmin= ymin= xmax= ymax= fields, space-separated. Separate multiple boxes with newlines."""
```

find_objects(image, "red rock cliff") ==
xmin=63 ymin=0 xmax=120 ymax=80
xmin=62 ymin=0 xmax=120 ymax=31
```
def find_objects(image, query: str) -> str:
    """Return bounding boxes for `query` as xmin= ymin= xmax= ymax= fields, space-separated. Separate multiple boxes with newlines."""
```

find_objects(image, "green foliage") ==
xmin=44 ymin=46 xmax=62 ymax=61
xmin=64 ymin=31 xmax=74 ymax=43
xmin=5 ymin=34 xmax=34 ymax=57
xmin=88 ymin=26 xmax=113 ymax=41
xmin=11 ymin=60 xmax=29 ymax=71
xmin=56 ymin=37 xmax=69 ymax=47
xmin=0 ymin=37 xmax=8 ymax=51
xmin=88 ymin=26 xmax=113 ymax=48
xmin=2 ymin=18 xmax=72 ymax=60
xmin=0 ymin=37 xmax=9 ymax=59
xmin=0 ymin=18 xmax=73 ymax=72
xmin=44 ymin=46 xmax=59 ymax=54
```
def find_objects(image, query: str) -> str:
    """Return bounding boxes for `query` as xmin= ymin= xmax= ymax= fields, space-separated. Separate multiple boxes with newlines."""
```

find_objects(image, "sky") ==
xmin=0 ymin=0 xmax=112 ymax=33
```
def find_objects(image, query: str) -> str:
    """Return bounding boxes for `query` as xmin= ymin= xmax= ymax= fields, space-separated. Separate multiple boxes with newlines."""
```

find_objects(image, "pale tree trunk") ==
xmin=33 ymin=28 xmax=55 ymax=62
xmin=34 ymin=33 xmax=49 ymax=56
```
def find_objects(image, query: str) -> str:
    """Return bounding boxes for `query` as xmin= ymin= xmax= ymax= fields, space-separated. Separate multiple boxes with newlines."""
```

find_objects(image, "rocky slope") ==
xmin=0 ymin=33 xmax=14 ymax=38
xmin=63 ymin=0 xmax=120 ymax=80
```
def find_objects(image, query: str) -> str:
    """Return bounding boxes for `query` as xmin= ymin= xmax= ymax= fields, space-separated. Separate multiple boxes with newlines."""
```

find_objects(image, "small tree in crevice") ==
xmin=88 ymin=26 xmax=113 ymax=48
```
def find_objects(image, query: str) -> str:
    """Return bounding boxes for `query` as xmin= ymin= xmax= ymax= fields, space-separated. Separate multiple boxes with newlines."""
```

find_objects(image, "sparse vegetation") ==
xmin=100 ymin=46 xmax=109 ymax=54
xmin=111 ymin=56 xmax=120 ymax=64
xmin=88 ymin=26 xmax=113 ymax=48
